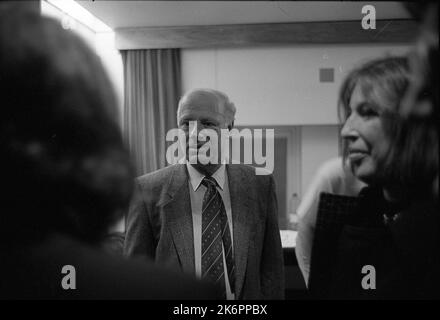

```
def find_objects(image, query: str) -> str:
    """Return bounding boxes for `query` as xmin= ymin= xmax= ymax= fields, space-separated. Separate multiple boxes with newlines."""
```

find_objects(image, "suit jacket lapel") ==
xmin=227 ymin=165 xmax=252 ymax=299
xmin=159 ymin=165 xmax=195 ymax=274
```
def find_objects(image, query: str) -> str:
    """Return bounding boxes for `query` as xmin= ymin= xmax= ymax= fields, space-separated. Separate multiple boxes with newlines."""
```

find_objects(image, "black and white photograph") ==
xmin=0 ymin=0 xmax=438 ymax=306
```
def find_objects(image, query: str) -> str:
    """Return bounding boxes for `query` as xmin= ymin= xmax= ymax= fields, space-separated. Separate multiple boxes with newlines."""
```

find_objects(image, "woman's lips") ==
xmin=348 ymin=151 xmax=368 ymax=162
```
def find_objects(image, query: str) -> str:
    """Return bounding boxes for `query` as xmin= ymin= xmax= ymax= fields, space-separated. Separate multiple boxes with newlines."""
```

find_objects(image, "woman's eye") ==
xmin=359 ymin=104 xmax=379 ymax=118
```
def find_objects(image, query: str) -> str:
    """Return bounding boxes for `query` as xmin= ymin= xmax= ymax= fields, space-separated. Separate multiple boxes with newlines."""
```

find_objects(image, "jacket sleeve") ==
xmin=123 ymin=179 xmax=156 ymax=260
xmin=260 ymin=174 xmax=285 ymax=299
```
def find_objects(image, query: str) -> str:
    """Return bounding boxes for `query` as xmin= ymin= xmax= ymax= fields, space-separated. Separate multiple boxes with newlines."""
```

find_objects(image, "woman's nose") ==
xmin=340 ymin=115 xmax=359 ymax=140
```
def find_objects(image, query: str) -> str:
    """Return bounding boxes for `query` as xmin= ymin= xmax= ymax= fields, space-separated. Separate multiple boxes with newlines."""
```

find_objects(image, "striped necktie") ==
xmin=201 ymin=176 xmax=235 ymax=298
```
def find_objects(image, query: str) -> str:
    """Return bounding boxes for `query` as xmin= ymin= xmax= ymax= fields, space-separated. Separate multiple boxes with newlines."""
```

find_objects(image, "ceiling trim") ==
xmin=115 ymin=19 xmax=417 ymax=50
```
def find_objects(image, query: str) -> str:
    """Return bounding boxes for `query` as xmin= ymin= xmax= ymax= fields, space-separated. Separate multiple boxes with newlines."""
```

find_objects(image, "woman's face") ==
xmin=341 ymin=83 xmax=391 ymax=184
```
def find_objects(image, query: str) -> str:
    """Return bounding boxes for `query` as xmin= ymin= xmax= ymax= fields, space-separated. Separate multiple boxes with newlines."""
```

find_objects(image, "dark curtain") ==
xmin=121 ymin=49 xmax=181 ymax=176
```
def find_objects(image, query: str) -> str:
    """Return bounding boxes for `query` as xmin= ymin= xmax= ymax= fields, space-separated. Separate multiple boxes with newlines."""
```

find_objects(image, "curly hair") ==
xmin=0 ymin=10 xmax=134 ymax=244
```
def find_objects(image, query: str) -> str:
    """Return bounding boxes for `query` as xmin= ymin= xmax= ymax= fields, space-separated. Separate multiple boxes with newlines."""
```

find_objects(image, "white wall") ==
xmin=182 ymin=43 xmax=410 ymax=201
xmin=300 ymin=125 xmax=340 ymax=198
xmin=182 ymin=44 xmax=410 ymax=126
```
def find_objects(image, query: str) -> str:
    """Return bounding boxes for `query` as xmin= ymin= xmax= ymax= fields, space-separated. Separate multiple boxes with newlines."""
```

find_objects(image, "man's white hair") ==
xmin=177 ymin=88 xmax=236 ymax=126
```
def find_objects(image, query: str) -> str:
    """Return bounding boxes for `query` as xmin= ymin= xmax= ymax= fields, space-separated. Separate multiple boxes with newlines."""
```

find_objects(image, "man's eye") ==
xmin=202 ymin=121 xmax=216 ymax=127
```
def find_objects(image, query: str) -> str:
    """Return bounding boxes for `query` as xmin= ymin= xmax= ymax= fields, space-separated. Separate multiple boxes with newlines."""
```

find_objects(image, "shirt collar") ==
xmin=186 ymin=162 xmax=226 ymax=191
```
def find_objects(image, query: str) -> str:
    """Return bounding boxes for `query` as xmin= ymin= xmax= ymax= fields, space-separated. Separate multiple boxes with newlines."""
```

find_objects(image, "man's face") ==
xmin=177 ymin=95 xmax=230 ymax=174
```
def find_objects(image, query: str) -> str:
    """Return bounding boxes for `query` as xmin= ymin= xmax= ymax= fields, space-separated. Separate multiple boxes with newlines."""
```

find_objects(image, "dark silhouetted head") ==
xmin=0 ymin=8 xmax=133 ymax=245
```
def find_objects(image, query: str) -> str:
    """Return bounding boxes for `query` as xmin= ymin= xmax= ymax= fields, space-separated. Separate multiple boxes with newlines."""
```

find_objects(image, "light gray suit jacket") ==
xmin=124 ymin=164 xmax=284 ymax=299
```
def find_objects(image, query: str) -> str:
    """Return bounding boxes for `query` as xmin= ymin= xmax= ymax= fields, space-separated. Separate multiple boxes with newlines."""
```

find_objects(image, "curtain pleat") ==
xmin=121 ymin=49 xmax=181 ymax=176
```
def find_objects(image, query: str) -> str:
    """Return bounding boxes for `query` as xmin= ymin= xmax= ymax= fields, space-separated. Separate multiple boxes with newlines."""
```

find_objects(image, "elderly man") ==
xmin=124 ymin=88 xmax=284 ymax=300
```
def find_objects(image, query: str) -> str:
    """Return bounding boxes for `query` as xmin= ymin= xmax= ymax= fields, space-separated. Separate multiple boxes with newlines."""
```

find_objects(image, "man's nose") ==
xmin=188 ymin=121 xmax=210 ymax=142
xmin=189 ymin=121 xmax=199 ymax=137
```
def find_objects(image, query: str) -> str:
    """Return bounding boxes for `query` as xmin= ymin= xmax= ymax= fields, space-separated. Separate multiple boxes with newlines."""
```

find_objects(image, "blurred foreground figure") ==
xmin=400 ymin=1 xmax=438 ymax=197
xmin=0 ymin=7 xmax=217 ymax=299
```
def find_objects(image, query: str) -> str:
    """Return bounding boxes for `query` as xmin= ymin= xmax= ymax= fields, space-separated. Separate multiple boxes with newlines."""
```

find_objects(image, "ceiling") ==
xmin=76 ymin=1 xmax=411 ymax=30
